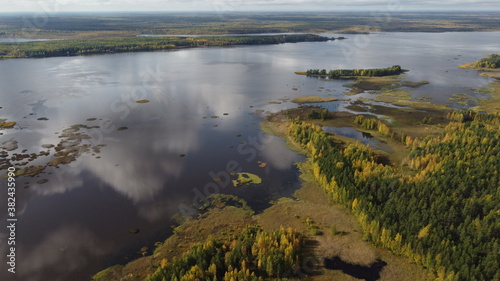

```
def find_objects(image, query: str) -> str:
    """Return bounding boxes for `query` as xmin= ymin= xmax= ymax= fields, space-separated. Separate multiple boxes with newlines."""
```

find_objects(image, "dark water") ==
xmin=322 ymin=126 xmax=387 ymax=151
xmin=324 ymin=256 xmax=387 ymax=281
xmin=0 ymin=32 xmax=499 ymax=281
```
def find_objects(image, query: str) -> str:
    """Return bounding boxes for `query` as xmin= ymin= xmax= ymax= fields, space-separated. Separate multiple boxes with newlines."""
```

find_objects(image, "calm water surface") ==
xmin=0 ymin=32 xmax=498 ymax=281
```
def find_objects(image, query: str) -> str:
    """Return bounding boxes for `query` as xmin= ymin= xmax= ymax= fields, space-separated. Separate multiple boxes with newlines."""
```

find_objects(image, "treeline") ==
xmin=286 ymin=111 xmax=500 ymax=281
xmin=353 ymin=115 xmax=393 ymax=137
xmin=147 ymin=226 xmax=303 ymax=281
xmin=474 ymin=54 xmax=500 ymax=69
xmin=306 ymin=65 xmax=404 ymax=78
xmin=0 ymin=34 xmax=329 ymax=59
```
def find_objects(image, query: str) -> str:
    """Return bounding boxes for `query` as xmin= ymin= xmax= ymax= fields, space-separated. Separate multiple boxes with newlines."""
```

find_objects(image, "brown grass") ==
xmin=480 ymin=72 xmax=500 ymax=79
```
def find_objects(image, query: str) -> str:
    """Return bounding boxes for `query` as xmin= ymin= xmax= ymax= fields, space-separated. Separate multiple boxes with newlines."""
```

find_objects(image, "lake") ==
xmin=0 ymin=31 xmax=499 ymax=281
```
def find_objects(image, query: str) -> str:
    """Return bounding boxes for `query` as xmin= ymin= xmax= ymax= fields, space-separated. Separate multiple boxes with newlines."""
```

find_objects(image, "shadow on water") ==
xmin=324 ymin=256 xmax=387 ymax=281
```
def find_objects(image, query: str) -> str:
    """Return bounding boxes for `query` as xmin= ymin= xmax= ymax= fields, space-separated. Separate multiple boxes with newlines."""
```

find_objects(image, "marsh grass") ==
xmin=472 ymin=81 xmax=500 ymax=113
xmin=292 ymin=96 xmax=339 ymax=103
xmin=344 ymin=76 xmax=403 ymax=92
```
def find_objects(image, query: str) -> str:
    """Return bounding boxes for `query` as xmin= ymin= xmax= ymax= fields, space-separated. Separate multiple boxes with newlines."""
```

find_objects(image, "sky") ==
xmin=1 ymin=0 xmax=500 ymax=13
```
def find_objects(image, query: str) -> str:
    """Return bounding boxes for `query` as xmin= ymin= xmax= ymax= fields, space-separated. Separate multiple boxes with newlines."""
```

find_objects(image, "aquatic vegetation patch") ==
xmin=231 ymin=172 xmax=262 ymax=187
xmin=292 ymin=96 xmax=339 ymax=103
xmin=128 ymin=228 xmax=140 ymax=234
xmin=0 ymin=119 xmax=16 ymax=129
xmin=400 ymin=80 xmax=430 ymax=88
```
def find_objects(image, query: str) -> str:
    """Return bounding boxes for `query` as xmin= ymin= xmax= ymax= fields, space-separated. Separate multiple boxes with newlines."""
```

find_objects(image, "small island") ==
xmin=296 ymin=65 xmax=406 ymax=79
xmin=459 ymin=54 xmax=500 ymax=79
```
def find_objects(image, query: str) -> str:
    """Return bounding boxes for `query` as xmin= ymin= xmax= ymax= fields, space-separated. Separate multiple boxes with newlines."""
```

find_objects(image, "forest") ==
xmin=146 ymin=226 xmax=303 ymax=281
xmin=1 ymin=12 xmax=500 ymax=39
xmin=305 ymin=65 xmax=404 ymax=78
xmin=0 ymin=34 xmax=330 ymax=58
xmin=285 ymin=111 xmax=500 ymax=281
xmin=474 ymin=54 xmax=500 ymax=69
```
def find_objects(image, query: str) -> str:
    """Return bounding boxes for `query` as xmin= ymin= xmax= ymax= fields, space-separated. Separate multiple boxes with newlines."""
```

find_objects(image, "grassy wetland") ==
xmin=460 ymin=54 xmax=500 ymax=112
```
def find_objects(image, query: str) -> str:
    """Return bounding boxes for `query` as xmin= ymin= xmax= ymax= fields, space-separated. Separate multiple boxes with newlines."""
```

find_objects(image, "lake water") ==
xmin=0 ymin=32 xmax=499 ymax=281
xmin=322 ymin=126 xmax=388 ymax=152
xmin=0 ymin=38 xmax=53 ymax=43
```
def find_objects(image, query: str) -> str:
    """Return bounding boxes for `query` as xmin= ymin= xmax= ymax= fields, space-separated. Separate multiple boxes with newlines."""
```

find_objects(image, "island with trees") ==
xmin=297 ymin=65 xmax=405 ymax=79
xmin=459 ymin=54 xmax=500 ymax=80
xmin=473 ymin=53 xmax=500 ymax=69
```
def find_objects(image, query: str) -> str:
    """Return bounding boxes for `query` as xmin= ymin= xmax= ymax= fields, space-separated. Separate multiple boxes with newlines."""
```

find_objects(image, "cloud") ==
xmin=0 ymin=225 xmax=109 ymax=281
xmin=1 ymin=0 xmax=499 ymax=12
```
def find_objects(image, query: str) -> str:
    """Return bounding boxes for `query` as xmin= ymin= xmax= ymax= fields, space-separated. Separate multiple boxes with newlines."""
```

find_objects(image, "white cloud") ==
xmin=0 ymin=0 xmax=499 ymax=12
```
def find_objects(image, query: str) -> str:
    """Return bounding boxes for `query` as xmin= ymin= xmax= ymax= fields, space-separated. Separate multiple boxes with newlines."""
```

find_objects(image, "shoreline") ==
xmin=0 ymin=34 xmax=332 ymax=59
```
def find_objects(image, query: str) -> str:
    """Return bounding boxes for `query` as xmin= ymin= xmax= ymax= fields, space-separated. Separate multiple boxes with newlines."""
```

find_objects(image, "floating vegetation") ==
xmin=292 ymin=87 xmax=298 ymax=91
xmin=135 ymin=99 xmax=150 ymax=103
xmin=416 ymin=96 xmax=432 ymax=101
xmin=128 ymin=228 xmax=140 ymax=234
xmin=292 ymin=96 xmax=339 ymax=103
xmin=37 ymin=117 xmax=49 ymax=121
xmin=400 ymin=80 xmax=430 ymax=88
xmin=211 ymin=115 xmax=219 ymax=119
xmin=86 ymin=118 xmax=97 ymax=121
xmin=179 ymin=154 xmax=186 ymax=157
xmin=268 ymin=101 xmax=282 ymax=104
xmin=1 ymin=140 xmax=18 ymax=151
xmin=1 ymin=123 xmax=107 ymax=178
xmin=16 ymin=166 xmax=45 ymax=177
xmin=223 ymin=113 xmax=229 ymax=115
xmin=449 ymin=93 xmax=480 ymax=108
xmin=231 ymin=172 xmax=262 ymax=187
xmin=117 ymin=126 xmax=128 ymax=131
xmin=0 ymin=119 xmax=16 ymax=129
xmin=258 ymin=161 xmax=268 ymax=168
xmin=36 ymin=179 xmax=48 ymax=184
